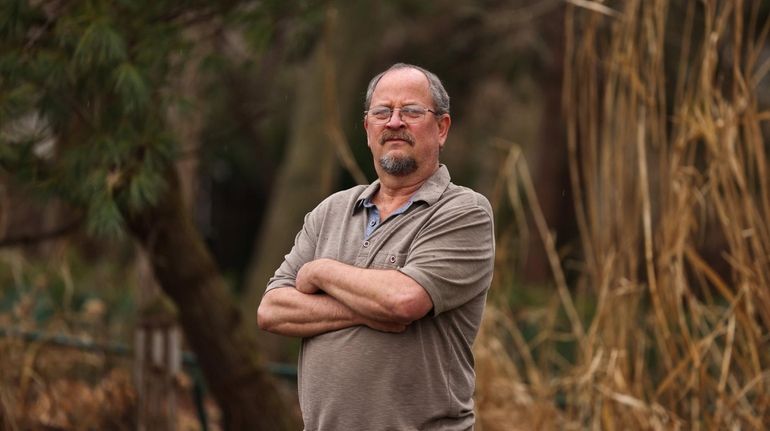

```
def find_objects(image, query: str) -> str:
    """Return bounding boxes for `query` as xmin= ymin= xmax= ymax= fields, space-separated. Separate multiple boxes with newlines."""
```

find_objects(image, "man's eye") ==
xmin=401 ymin=107 xmax=423 ymax=117
xmin=371 ymin=109 xmax=391 ymax=118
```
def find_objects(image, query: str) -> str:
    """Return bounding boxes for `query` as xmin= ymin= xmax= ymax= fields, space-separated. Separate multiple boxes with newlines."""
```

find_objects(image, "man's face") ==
xmin=364 ymin=68 xmax=450 ymax=178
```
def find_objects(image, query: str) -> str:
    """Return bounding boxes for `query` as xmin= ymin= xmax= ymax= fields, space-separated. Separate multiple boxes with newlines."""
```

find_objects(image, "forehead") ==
xmin=370 ymin=68 xmax=431 ymax=105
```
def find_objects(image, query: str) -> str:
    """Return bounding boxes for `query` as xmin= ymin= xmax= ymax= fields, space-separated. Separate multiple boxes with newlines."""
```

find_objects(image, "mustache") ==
xmin=379 ymin=131 xmax=415 ymax=146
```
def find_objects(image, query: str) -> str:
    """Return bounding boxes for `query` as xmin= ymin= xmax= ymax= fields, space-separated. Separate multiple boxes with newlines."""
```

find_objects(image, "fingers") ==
xmin=295 ymin=263 xmax=318 ymax=294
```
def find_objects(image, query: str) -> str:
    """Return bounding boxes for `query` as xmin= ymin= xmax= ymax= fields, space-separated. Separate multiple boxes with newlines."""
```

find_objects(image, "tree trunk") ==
xmin=241 ymin=1 xmax=379 ymax=336
xmin=124 ymin=167 xmax=300 ymax=431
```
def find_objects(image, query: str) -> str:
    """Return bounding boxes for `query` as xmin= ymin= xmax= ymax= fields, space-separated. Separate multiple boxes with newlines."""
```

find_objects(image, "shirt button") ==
xmin=363 ymin=241 xmax=370 ymax=247
xmin=389 ymin=255 xmax=396 ymax=263
xmin=369 ymin=220 xmax=376 ymax=226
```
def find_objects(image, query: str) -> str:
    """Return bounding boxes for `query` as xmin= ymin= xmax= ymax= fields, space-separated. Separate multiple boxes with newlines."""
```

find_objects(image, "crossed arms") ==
xmin=257 ymin=258 xmax=433 ymax=337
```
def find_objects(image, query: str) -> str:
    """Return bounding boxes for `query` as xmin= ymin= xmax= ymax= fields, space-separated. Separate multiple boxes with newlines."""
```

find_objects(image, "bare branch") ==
xmin=0 ymin=216 xmax=83 ymax=247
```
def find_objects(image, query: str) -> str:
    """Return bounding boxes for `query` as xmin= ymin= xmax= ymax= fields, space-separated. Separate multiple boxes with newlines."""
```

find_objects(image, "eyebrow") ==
xmin=370 ymin=101 xmax=425 ymax=107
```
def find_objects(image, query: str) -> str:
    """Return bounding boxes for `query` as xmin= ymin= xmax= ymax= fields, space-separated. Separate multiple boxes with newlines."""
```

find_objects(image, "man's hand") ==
xmin=295 ymin=259 xmax=323 ymax=294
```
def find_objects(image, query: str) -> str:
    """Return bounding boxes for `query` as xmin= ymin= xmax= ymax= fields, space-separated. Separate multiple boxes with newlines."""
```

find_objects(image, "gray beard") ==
xmin=379 ymin=154 xmax=418 ymax=176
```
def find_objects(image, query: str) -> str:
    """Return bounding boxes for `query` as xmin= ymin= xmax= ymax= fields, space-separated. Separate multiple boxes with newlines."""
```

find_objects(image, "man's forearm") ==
xmin=257 ymin=287 xmax=359 ymax=337
xmin=257 ymin=286 xmax=406 ymax=337
xmin=297 ymin=259 xmax=433 ymax=324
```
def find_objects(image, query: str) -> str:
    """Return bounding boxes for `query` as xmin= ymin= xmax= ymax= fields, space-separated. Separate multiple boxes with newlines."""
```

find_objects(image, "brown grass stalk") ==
xmin=476 ymin=0 xmax=770 ymax=428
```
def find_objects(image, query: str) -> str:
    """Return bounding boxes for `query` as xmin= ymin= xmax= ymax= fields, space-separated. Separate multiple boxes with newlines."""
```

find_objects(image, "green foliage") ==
xmin=0 ymin=0 xmax=321 ymax=238
xmin=0 ymin=1 xmax=215 ymax=237
xmin=3 ymin=0 xmax=325 ymax=238
xmin=113 ymin=63 xmax=149 ymax=113
xmin=73 ymin=18 xmax=127 ymax=71
xmin=0 ymin=0 xmax=38 ymax=41
xmin=86 ymin=189 xmax=124 ymax=238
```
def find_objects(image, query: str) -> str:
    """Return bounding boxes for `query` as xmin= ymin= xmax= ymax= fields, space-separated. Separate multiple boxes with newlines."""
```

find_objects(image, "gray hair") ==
xmin=364 ymin=63 xmax=450 ymax=116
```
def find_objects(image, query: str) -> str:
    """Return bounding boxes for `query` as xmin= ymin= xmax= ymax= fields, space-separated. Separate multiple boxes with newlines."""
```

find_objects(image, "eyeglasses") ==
xmin=365 ymin=105 xmax=438 ymax=125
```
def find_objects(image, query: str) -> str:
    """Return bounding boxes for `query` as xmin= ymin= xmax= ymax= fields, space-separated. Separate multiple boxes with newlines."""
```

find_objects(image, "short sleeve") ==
xmin=265 ymin=210 xmax=320 ymax=293
xmin=397 ymin=195 xmax=495 ymax=315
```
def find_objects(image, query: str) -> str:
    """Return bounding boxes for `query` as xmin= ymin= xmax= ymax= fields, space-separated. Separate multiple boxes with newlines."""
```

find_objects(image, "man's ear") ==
xmin=437 ymin=114 xmax=451 ymax=148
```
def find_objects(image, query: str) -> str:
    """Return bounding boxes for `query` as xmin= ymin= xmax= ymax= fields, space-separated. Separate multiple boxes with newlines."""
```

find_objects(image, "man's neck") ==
xmin=373 ymin=165 xmax=438 ymax=218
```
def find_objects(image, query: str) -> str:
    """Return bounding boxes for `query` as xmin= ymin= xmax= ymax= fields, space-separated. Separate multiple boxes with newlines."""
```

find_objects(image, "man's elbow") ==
xmin=390 ymin=290 xmax=433 ymax=323
xmin=257 ymin=300 xmax=276 ymax=332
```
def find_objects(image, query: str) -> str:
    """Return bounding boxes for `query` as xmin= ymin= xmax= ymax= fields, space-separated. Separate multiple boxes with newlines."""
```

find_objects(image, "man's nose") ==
xmin=385 ymin=109 xmax=406 ymax=128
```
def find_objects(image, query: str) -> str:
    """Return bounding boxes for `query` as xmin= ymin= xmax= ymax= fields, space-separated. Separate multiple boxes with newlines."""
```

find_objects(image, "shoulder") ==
xmin=308 ymin=184 xmax=369 ymax=216
xmin=318 ymin=184 xmax=368 ymax=206
xmin=440 ymin=183 xmax=493 ymax=218
xmin=418 ymin=183 xmax=494 ymax=235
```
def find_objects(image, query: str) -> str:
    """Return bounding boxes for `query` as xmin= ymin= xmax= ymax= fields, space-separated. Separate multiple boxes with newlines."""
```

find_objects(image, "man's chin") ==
xmin=379 ymin=155 xmax=418 ymax=176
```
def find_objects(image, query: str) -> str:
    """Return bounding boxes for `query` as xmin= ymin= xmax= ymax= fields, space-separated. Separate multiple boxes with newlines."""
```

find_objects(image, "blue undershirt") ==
xmin=362 ymin=197 xmax=414 ymax=239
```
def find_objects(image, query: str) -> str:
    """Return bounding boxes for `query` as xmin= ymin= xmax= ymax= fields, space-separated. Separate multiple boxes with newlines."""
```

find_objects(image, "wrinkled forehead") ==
xmin=370 ymin=68 xmax=432 ymax=106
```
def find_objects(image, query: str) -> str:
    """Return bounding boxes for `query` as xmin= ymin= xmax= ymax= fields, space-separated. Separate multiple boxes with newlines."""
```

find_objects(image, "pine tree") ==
xmin=0 ymin=0 xmax=299 ymax=428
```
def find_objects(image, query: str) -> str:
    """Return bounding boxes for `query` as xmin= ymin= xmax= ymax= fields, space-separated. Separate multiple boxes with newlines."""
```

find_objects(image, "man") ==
xmin=258 ymin=63 xmax=495 ymax=430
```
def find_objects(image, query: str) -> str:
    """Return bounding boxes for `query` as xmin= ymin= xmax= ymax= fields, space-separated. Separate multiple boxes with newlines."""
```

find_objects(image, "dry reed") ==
xmin=476 ymin=0 xmax=770 ymax=429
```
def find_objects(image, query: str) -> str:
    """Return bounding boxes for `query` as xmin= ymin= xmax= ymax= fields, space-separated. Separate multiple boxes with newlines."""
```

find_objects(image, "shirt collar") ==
xmin=354 ymin=164 xmax=451 ymax=213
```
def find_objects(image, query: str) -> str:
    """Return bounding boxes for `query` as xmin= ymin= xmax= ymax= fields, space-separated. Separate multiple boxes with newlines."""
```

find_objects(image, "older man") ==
xmin=258 ymin=63 xmax=495 ymax=430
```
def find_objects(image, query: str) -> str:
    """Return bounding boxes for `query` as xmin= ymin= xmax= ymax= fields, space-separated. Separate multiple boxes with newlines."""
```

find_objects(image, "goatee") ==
xmin=379 ymin=154 xmax=417 ymax=176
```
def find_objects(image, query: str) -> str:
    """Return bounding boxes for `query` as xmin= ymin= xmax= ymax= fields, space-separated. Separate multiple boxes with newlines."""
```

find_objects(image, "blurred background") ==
xmin=1 ymin=0 xmax=769 ymax=429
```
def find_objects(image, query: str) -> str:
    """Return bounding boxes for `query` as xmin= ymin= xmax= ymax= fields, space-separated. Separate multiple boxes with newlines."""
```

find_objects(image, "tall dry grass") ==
xmin=476 ymin=1 xmax=770 ymax=429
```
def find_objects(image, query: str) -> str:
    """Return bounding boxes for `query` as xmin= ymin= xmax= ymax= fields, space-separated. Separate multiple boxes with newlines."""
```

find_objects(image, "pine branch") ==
xmin=21 ymin=0 xmax=75 ymax=53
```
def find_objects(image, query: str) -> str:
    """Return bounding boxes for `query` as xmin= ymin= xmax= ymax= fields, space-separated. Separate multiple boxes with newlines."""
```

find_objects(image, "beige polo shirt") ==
xmin=266 ymin=165 xmax=495 ymax=431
